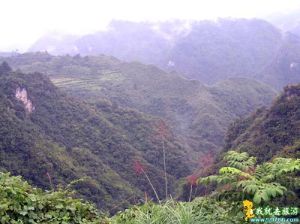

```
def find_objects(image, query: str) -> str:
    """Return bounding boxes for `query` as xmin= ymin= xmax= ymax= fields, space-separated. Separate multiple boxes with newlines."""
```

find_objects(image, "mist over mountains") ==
xmin=266 ymin=8 xmax=300 ymax=34
xmin=0 ymin=11 xmax=300 ymax=222
xmin=29 ymin=18 xmax=300 ymax=88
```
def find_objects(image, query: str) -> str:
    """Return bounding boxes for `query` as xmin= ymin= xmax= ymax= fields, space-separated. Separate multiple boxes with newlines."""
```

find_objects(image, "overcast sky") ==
xmin=1 ymin=0 xmax=300 ymax=51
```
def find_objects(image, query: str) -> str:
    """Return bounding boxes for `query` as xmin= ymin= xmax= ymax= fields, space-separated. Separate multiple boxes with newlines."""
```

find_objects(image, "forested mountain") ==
xmin=0 ymin=62 xmax=191 ymax=211
xmin=29 ymin=20 xmax=182 ymax=67
xmin=29 ymin=33 xmax=79 ymax=56
xmin=1 ymin=18 xmax=300 ymax=224
xmin=225 ymin=83 xmax=300 ymax=161
xmin=167 ymin=19 xmax=282 ymax=83
xmin=2 ymin=79 xmax=298 ymax=223
xmin=0 ymin=53 xmax=276 ymax=165
xmin=29 ymin=19 xmax=300 ymax=89
xmin=2 ymin=0 xmax=300 ymax=221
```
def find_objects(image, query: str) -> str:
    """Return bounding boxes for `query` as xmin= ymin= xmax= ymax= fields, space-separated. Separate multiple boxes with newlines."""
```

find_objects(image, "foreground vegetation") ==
xmin=0 ymin=172 xmax=103 ymax=223
xmin=112 ymin=151 xmax=299 ymax=223
xmin=110 ymin=198 xmax=243 ymax=224
xmin=0 ymin=172 xmax=242 ymax=223
xmin=200 ymin=151 xmax=300 ymax=205
xmin=0 ymin=61 xmax=299 ymax=223
xmin=1 ymin=150 xmax=299 ymax=223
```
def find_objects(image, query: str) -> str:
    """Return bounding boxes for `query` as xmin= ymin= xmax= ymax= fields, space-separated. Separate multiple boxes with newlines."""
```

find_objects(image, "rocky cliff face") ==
xmin=15 ymin=87 xmax=35 ymax=113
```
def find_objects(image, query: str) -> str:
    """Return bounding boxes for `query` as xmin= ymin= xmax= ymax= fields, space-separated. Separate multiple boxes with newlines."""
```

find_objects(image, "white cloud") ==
xmin=0 ymin=0 xmax=299 ymax=51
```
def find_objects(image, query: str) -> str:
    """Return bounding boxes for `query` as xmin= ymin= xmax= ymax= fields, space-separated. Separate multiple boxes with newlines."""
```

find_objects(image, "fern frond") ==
xmin=224 ymin=151 xmax=249 ymax=162
xmin=198 ymin=175 xmax=218 ymax=185
xmin=237 ymin=180 xmax=259 ymax=194
xmin=252 ymin=183 xmax=287 ymax=204
xmin=255 ymin=163 xmax=275 ymax=182
xmin=219 ymin=167 xmax=242 ymax=174
xmin=224 ymin=151 xmax=256 ymax=171
xmin=272 ymin=158 xmax=300 ymax=175
xmin=216 ymin=174 xmax=236 ymax=185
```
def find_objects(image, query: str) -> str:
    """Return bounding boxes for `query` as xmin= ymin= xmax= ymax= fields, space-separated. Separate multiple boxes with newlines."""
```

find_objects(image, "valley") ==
xmin=0 ymin=8 xmax=299 ymax=223
xmin=0 ymin=53 xmax=276 ymax=167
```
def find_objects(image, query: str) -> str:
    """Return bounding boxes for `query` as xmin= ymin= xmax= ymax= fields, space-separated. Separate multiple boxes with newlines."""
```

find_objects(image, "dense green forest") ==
xmin=0 ymin=62 xmax=192 ymax=212
xmin=225 ymin=83 xmax=300 ymax=161
xmin=0 ymin=53 xmax=276 ymax=167
xmin=110 ymin=83 xmax=300 ymax=222
xmin=1 ymin=16 xmax=300 ymax=223
xmin=0 ymin=60 xmax=299 ymax=223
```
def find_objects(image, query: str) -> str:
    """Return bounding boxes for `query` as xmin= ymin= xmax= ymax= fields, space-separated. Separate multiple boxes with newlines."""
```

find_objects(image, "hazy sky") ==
xmin=1 ymin=0 xmax=300 ymax=51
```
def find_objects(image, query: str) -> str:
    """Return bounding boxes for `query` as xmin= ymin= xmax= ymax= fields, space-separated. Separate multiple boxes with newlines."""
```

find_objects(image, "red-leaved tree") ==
xmin=133 ymin=160 xmax=160 ymax=203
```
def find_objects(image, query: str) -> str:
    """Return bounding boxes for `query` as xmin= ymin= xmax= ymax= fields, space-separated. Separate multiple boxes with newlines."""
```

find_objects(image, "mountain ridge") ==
xmin=0 ymin=54 xmax=277 ymax=165
xmin=28 ymin=18 xmax=300 ymax=89
xmin=225 ymin=83 xmax=300 ymax=161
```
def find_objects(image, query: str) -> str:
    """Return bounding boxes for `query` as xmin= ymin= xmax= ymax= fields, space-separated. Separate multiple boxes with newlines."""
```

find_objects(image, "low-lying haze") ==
xmin=1 ymin=0 xmax=300 ymax=51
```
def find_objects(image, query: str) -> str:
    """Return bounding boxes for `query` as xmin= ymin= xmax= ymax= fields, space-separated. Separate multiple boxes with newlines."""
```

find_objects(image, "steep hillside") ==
xmin=225 ymin=83 xmax=300 ymax=161
xmin=28 ymin=19 xmax=300 ymax=88
xmin=169 ymin=19 xmax=282 ymax=83
xmin=0 ymin=54 xmax=276 ymax=164
xmin=0 ymin=62 xmax=191 ymax=211
xmin=169 ymin=19 xmax=300 ymax=88
xmin=257 ymin=32 xmax=300 ymax=89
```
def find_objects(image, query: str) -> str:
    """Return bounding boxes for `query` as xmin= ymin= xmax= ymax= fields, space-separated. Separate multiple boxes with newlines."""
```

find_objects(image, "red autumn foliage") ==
xmin=154 ymin=120 xmax=171 ymax=140
xmin=198 ymin=152 xmax=215 ymax=169
xmin=133 ymin=160 xmax=145 ymax=175
xmin=186 ymin=174 xmax=198 ymax=186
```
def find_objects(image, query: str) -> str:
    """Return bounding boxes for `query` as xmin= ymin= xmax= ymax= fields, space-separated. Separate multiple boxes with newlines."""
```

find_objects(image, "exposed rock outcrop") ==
xmin=15 ymin=87 xmax=35 ymax=113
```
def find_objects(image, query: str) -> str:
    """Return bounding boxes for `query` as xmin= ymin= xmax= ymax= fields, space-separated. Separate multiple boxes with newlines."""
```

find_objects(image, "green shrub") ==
xmin=0 ymin=172 xmax=104 ymax=223
xmin=199 ymin=151 xmax=300 ymax=204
